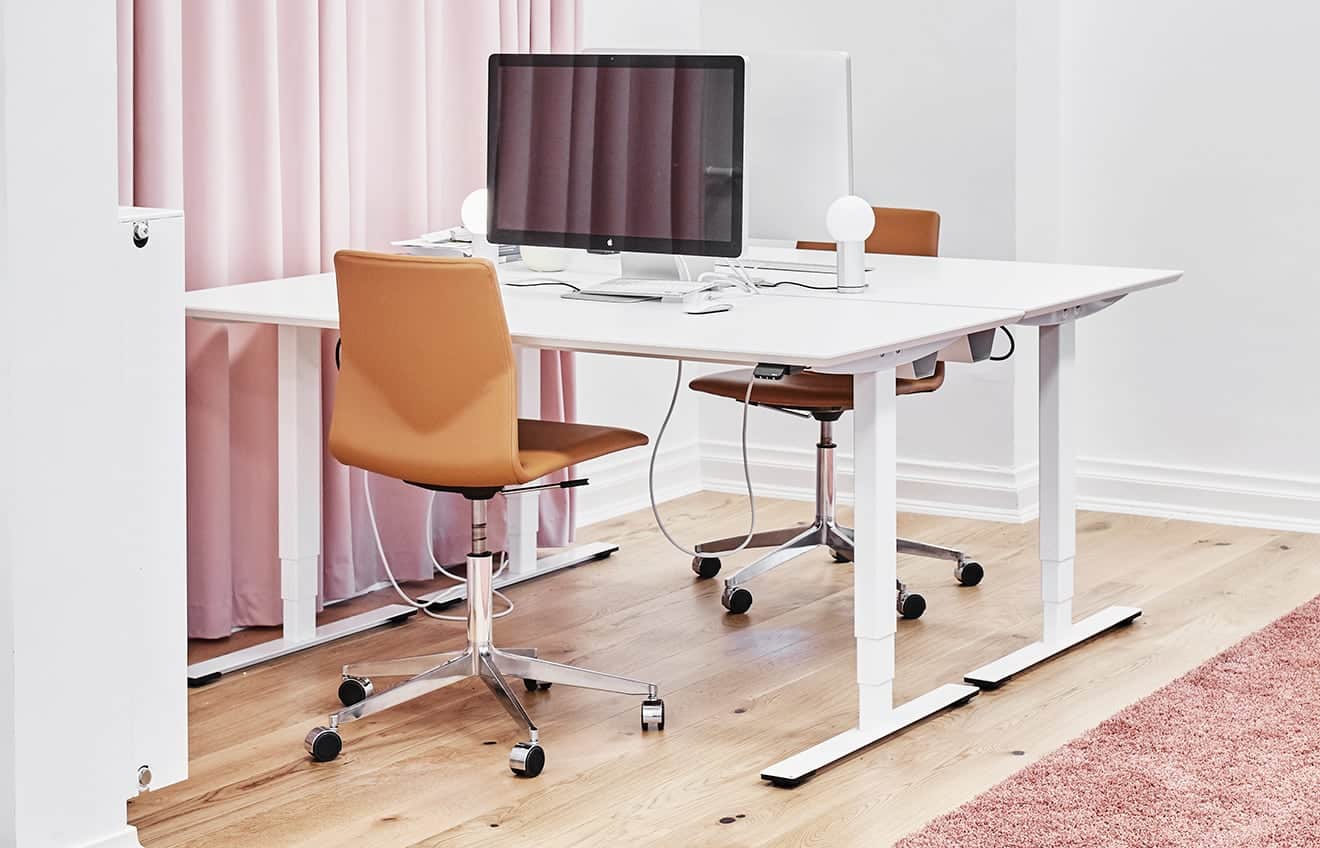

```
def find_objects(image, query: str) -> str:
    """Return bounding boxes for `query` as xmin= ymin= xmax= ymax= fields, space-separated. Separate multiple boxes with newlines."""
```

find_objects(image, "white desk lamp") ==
xmin=827 ymin=195 xmax=875 ymax=294
xmin=460 ymin=188 xmax=500 ymax=262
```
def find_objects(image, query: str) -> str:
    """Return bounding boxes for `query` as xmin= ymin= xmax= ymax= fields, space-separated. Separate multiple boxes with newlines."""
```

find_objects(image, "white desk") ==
xmin=183 ymin=250 xmax=1180 ymax=785
xmin=742 ymin=247 xmax=1185 ymax=696
xmin=184 ymin=263 xmax=1021 ymax=780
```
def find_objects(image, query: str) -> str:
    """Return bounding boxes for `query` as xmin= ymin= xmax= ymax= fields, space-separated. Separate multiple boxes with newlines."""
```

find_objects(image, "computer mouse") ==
xmin=683 ymin=297 xmax=732 ymax=315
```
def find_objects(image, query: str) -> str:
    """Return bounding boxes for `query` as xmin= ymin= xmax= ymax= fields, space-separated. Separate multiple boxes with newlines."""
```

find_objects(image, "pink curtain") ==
xmin=118 ymin=0 xmax=582 ymax=639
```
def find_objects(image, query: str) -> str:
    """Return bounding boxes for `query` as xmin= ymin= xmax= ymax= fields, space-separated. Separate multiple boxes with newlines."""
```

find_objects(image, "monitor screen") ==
xmin=487 ymin=54 xmax=744 ymax=257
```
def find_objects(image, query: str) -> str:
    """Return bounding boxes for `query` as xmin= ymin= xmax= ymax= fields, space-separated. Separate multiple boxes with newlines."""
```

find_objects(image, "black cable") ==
xmin=989 ymin=327 xmax=1016 ymax=361
xmin=756 ymin=279 xmax=836 ymax=291
xmin=335 ymin=338 xmax=341 ymax=370
xmin=504 ymin=280 xmax=582 ymax=292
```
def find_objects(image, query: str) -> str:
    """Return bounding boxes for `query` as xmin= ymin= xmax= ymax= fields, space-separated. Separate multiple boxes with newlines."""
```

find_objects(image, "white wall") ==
xmin=1049 ymin=1 xmax=1320 ymax=531
xmin=698 ymin=0 xmax=1033 ymax=520
xmin=580 ymin=0 xmax=700 ymax=51
xmin=574 ymin=0 xmax=1320 ymax=534
xmin=573 ymin=0 xmax=708 ymax=525
xmin=0 ymin=2 xmax=145 ymax=845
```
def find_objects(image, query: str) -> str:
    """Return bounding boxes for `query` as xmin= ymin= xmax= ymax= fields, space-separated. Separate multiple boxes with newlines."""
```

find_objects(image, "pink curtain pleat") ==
xmin=119 ymin=0 xmax=580 ymax=638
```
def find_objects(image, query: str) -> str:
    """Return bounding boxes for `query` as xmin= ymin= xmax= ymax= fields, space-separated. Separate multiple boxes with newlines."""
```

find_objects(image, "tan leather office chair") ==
xmin=304 ymin=251 xmax=664 ymax=778
xmin=688 ymin=208 xmax=983 ymax=618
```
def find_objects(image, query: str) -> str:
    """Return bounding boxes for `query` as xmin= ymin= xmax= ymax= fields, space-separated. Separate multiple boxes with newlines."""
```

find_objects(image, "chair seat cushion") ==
xmin=689 ymin=362 xmax=945 ymax=411
xmin=516 ymin=419 xmax=649 ymax=480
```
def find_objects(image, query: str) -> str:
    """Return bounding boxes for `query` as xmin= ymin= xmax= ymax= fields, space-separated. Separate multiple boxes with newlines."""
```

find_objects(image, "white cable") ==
xmin=730 ymin=257 xmax=764 ymax=290
xmin=423 ymin=490 xmax=511 ymax=585
xmin=649 ymin=360 xmax=758 ymax=558
xmin=361 ymin=469 xmax=515 ymax=621
xmin=697 ymin=270 xmax=749 ymax=289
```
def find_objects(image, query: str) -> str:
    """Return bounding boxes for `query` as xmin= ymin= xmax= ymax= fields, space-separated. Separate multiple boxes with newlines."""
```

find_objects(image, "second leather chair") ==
xmin=688 ymin=208 xmax=985 ymax=618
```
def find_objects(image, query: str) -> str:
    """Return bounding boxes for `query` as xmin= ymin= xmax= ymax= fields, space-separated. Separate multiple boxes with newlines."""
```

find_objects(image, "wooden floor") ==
xmin=131 ymin=492 xmax=1320 ymax=848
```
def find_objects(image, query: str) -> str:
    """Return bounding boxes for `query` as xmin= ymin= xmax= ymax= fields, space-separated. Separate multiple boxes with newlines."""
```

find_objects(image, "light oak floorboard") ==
xmin=131 ymin=493 xmax=1319 ymax=848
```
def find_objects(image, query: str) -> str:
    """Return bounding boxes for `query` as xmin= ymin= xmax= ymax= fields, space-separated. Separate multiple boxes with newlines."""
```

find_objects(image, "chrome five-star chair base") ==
xmin=690 ymin=419 xmax=984 ymax=618
xmin=306 ymin=499 xmax=664 ymax=778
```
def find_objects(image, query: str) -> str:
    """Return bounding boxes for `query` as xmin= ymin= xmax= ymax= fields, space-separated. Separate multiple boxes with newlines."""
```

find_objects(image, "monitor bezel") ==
xmin=486 ymin=53 xmax=745 ymax=258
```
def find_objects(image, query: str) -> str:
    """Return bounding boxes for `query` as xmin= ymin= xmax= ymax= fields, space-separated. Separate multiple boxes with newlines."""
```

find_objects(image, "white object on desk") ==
xmin=683 ymin=293 xmax=733 ymax=315
xmin=389 ymin=241 xmax=467 ymax=257
xmin=740 ymin=50 xmax=854 ymax=243
xmin=826 ymin=195 xmax=875 ymax=294
xmin=519 ymin=245 xmax=571 ymax=272
xmin=461 ymin=188 xmax=500 ymax=262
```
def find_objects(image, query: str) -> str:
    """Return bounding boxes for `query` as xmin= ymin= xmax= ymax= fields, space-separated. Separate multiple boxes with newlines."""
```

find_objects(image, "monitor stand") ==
xmin=619 ymin=252 xmax=717 ymax=282
xmin=567 ymin=253 xmax=723 ymax=303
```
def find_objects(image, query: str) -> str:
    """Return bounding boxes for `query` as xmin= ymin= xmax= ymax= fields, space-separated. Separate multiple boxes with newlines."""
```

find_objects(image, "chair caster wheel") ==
xmin=338 ymin=675 xmax=373 ymax=706
xmin=722 ymin=586 xmax=753 ymax=615
xmin=897 ymin=590 xmax=927 ymax=620
xmin=523 ymin=678 xmax=552 ymax=692
xmin=305 ymin=726 xmax=343 ymax=762
xmin=510 ymin=742 xmax=545 ymax=777
xmin=955 ymin=560 xmax=984 ymax=586
xmin=830 ymin=548 xmax=853 ymax=563
xmin=641 ymin=698 xmax=666 ymax=731
xmin=692 ymin=556 xmax=722 ymax=579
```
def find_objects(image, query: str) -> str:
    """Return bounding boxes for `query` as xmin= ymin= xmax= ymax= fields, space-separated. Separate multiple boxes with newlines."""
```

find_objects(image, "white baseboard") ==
xmin=1076 ymin=457 xmax=1320 ymax=534
xmin=700 ymin=439 xmax=1039 ymax=523
xmin=76 ymin=826 xmax=144 ymax=848
xmin=695 ymin=438 xmax=1320 ymax=534
xmin=575 ymin=439 xmax=703 ymax=528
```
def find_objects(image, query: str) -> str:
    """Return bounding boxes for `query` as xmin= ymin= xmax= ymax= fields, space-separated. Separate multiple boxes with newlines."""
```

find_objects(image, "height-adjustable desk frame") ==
xmin=183 ymin=268 xmax=1018 ymax=774
xmin=183 ymin=249 xmax=1181 ymax=786
xmin=746 ymin=248 xmax=1181 ymax=783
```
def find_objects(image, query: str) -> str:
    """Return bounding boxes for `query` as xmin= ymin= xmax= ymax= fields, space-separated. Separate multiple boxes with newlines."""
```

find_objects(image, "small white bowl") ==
xmin=520 ymin=245 xmax=572 ymax=273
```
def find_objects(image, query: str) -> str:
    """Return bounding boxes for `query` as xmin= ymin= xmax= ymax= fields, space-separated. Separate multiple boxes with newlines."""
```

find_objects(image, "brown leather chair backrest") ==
xmin=798 ymin=207 xmax=941 ymax=257
xmin=330 ymin=250 xmax=524 ymax=488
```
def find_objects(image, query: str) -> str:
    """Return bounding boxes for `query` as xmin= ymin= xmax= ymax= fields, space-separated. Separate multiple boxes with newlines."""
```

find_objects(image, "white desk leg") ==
xmin=964 ymin=321 xmax=1140 ymax=689
xmin=187 ymin=325 xmax=414 ymax=685
xmin=507 ymin=346 xmax=543 ymax=577
xmin=761 ymin=368 xmax=978 ymax=786
xmin=419 ymin=347 xmax=617 ymax=610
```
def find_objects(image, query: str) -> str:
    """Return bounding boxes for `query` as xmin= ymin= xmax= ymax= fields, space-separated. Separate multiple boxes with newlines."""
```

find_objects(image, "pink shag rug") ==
xmin=899 ymin=595 xmax=1320 ymax=848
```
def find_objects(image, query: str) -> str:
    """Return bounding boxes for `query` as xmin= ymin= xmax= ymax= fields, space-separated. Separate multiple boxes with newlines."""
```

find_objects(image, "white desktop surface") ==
xmin=183 ymin=269 xmax=1022 ymax=369
xmin=739 ymin=245 xmax=1182 ymax=319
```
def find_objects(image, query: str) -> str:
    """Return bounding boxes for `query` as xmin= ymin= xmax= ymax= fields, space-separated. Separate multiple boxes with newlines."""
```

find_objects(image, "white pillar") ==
xmin=0 ymin=1 xmax=147 ymax=844
xmin=506 ymin=346 xmax=541 ymax=575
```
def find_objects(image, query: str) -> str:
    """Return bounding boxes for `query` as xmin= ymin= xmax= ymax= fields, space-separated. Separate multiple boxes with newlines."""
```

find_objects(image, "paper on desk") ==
xmin=390 ymin=240 xmax=469 ymax=257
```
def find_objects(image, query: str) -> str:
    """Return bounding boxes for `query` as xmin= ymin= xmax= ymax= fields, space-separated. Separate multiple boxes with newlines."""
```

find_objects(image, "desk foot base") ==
xmin=419 ymin=541 xmax=620 ymax=608
xmin=964 ymin=605 xmax=1142 ymax=689
xmin=186 ymin=604 xmax=418 ymax=686
xmin=759 ymin=683 xmax=979 ymax=786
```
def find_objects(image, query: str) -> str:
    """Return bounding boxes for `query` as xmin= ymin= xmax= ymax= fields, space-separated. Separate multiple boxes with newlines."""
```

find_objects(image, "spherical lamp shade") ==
xmin=825 ymin=195 xmax=875 ymax=243
xmin=460 ymin=188 xmax=489 ymax=237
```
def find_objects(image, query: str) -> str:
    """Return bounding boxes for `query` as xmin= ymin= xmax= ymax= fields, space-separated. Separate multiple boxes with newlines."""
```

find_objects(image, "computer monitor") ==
xmin=582 ymin=48 xmax=853 ymax=247
xmin=739 ymin=50 xmax=853 ymax=243
xmin=486 ymin=53 xmax=745 ymax=260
